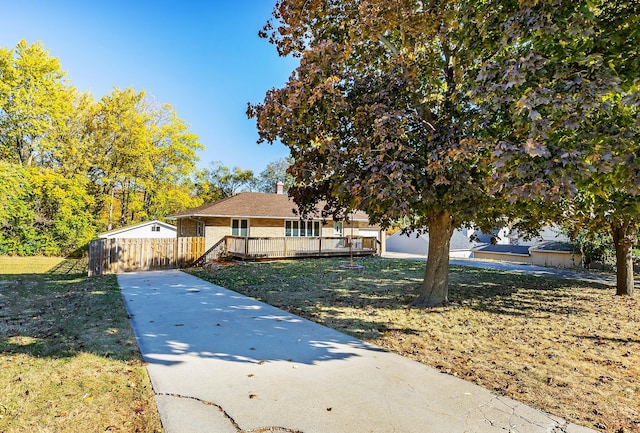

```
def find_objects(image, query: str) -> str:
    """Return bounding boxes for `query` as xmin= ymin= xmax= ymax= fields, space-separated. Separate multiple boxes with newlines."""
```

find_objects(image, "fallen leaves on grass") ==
xmin=0 ymin=267 xmax=162 ymax=432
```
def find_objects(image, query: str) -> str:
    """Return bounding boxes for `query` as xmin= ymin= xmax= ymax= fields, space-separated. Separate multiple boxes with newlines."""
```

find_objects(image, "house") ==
xmin=505 ymin=225 xmax=570 ymax=246
xmin=386 ymin=223 xmax=581 ymax=267
xmin=472 ymin=225 xmax=581 ymax=267
xmin=473 ymin=241 xmax=582 ymax=268
xmin=98 ymin=220 xmax=177 ymax=239
xmin=386 ymin=227 xmax=509 ymax=258
xmin=166 ymin=187 xmax=385 ymax=260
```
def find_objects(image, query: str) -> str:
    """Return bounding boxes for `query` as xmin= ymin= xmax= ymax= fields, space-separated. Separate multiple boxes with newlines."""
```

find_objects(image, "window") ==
xmin=151 ymin=224 xmax=161 ymax=232
xmin=232 ymin=219 xmax=248 ymax=236
xmin=285 ymin=220 xmax=320 ymax=237
xmin=333 ymin=221 xmax=343 ymax=237
xmin=196 ymin=221 xmax=204 ymax=237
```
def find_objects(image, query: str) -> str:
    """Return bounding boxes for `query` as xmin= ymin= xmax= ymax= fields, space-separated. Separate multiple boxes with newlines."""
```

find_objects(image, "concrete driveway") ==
xmin=384 ymin=252 xmax=621 ymax=287
xmin=118 ymin=270 xmax=595 ymax=433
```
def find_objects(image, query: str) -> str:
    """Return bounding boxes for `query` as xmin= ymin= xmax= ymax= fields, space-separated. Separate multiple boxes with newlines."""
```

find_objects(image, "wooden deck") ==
xmin=221 ymin=236 xmax=379 ymax=260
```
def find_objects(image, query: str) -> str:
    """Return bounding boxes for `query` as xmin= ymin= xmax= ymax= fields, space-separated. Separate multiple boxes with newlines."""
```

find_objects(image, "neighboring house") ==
xmin=98 ymin=220 xmax=177 ymax=239
xmin=386 ymin=227 xmax=510 ymax=258
xmin=506 ymin=225 xmax=570 ymax=246
xmin=473 ymin=225 xmax=581 ymax=267
xmin=166 ymin=188 xmax=385 ymax=259
xmin=386 ymin=223 xmax=581 ymax=267
xmin=473 ymin=241 xmax=582 ymax=268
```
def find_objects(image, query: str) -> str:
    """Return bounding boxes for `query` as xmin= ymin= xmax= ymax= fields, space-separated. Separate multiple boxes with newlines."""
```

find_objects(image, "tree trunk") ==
xmin=107 ymin=187 xmax=115 ymax=231
xmin=611 ymin=222 xmax=635 ymax=297
xmin=412 ymin=211 xmax=455 ymax=307
xmin=119 ymin=184 xmax=128 ymax=226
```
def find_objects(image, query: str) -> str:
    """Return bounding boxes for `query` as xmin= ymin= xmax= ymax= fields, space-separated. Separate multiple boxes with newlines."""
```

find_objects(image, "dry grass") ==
xmin=0 ymin=257 xmax=163 ymax=432
xmin=189 ymin=256 xmax=640 ymax=433
xmin=1 ymin=256 xmax=62 ymax=274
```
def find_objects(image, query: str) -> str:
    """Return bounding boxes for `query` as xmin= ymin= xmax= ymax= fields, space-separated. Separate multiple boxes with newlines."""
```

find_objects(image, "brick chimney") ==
xmin=275 ymin=181 xmax=284 ymax=194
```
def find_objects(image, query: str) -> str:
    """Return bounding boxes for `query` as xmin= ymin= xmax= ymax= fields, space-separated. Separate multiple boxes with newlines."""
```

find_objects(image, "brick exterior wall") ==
xmin=250 ymin=218 xmax=285 ymax=237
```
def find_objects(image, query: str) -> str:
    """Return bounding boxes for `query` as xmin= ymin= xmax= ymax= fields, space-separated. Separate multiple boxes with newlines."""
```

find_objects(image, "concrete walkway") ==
xmin=118 ymin=270 xmax=596 ymax=433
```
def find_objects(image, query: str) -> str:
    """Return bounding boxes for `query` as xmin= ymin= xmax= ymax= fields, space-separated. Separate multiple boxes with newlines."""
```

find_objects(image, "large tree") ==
xmin=0 ymin=40 xmax=73 ymax=166
xmin=0 ymin=161 xmax=94 ymax=255
xmin=249 ymin=0 xmax=507 ymax=307
xmin=473 ymin=0 xmax=640 ymax=296
xmin=137 ymin=101 xmax=204 ymax=221
xmin=195 ymin=161 xmax=255 ymax=202
xmin=0 ymin=40 xmax=204 ymax=254
xmin=86 ymin=88 xmax=203 ymax=231
xmin=85 ymin=87 xmax=152 ymax=230
xmin=254 ymin=157 xmax=294 ymax=193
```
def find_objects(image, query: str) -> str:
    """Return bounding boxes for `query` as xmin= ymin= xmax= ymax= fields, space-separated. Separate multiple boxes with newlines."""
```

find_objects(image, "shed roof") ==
xmin=98 ymin=220 xmax=176 ymax=238
xmin=167 ymin=192 xmax=370 ymax=222
xmin=529 ymin=241 xmax=576 ymax=252
xmin=473 ymin=244 xmax=531 ymax=255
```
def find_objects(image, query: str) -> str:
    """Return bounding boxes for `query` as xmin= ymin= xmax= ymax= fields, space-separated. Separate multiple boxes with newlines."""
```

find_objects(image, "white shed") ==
xmin=98 ymin=220 xmax=176 ymax=239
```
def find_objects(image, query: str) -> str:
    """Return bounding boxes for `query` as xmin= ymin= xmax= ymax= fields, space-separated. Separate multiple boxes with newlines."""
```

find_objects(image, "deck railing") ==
xmin=223 ymin=235 xmax=378 ymax=260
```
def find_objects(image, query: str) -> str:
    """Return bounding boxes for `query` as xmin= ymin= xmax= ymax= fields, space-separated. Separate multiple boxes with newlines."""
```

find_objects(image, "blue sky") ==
xmin=0 ymin=1 xmax=298 ymax=173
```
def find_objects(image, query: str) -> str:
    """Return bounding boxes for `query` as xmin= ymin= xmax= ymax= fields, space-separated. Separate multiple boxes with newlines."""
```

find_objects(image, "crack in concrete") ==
xmin=243 ymin=429 xmax=304 ymax=433
xmin=476 ymin=395 xmax=525 ymax=432
xmin=468 ymin=395 xmax=573 ymax=432
xmin=157 ymin=392 xmax=241 ymax=431
xmin=156 ymin=392 xmax=303 ymax=433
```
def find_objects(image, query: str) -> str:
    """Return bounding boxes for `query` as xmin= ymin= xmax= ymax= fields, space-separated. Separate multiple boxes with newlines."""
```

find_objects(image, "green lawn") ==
xmin=0 ymin=256 xmax=163 ymax=432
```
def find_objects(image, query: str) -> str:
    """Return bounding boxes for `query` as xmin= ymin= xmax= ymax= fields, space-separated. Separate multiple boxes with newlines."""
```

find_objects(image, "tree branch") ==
xmin=377 ymin=33 xmax=400 ymax=56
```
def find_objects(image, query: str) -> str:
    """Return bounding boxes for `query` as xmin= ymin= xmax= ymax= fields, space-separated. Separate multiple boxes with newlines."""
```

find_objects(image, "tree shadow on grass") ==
xmin=313 ymin=306 xmax=424 ymax=340
xmin=188 ymin=257 xmax=617 ymax=347
xmin=445 ymin=266 xmax=612 ymax=317
xmin=0 ymin=269 xmax=141 ymax=361
xmin=323 ymin=265 xmax=607 ymax=316
xmin=47 ymin=256 xmax=88 ymax=274
xmin=575 ymin=334 xmax=640 ymax=345
xmin=265 ymin=262 xmax=612 ymax=332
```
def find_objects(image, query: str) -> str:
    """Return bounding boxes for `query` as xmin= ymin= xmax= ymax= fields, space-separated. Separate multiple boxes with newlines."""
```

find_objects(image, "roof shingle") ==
xmin=167 ymin=192 xmax=370 ymax=221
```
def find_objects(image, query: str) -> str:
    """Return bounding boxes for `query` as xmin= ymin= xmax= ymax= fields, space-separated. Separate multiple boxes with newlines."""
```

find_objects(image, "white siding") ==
xmin=99 ymin=221 xmax=176 ymax=239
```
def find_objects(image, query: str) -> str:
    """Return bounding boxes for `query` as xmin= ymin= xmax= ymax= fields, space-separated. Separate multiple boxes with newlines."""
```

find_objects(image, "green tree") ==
xmin=29 ymin=167 xmax=95 ymax=255
xmin=195 ymin=161 xmax=255 ymax=202
xmin=249 ymin=0 xmax=510 ymax=307
xmin=85 ymin=88 xmax=203 ymax=232
xmin=142 ymin=102 xmax=204 ymax=219
xmin=39 ymin=89 xmax=96 ymax=177
xmin=0 ymin=40 xmax=204 ymax=254
xmin=473 ymin=0 xmax=640 ymax=296
xmin=254 ymin=157 xmax=293 ymax=193
xmin=0 ymin=161 xmax=36 ymax=254
xmin=85 ymin=87 xmax=151 ymax=230
xmin=569 ymin=228 xmax=615 ymax=269
xmin=0 ymin=161 xmax=94 ymax=255
xmin=0 ymin=40 xmax=73 ymax=166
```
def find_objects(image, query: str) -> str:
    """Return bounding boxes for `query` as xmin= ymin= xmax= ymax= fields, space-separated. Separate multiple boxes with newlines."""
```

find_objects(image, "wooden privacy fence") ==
xmin=88 ymin=237 xmax=205 ymax=276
